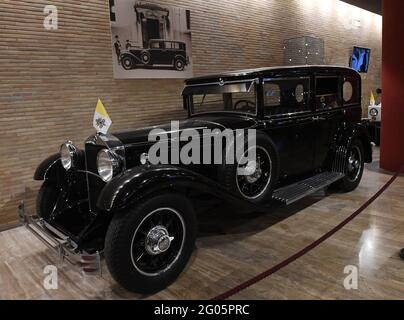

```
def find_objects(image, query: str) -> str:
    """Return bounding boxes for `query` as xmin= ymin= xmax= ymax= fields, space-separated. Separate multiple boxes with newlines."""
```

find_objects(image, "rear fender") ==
xmin=336 ymin=123 xmax=373 ymax=163
xmin=174 ymin=54 xmax=186 ymax=63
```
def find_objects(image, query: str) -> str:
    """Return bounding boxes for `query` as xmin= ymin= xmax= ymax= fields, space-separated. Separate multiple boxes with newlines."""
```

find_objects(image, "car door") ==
xmin=150 ymin=41 xmax=171 ymax=65
xmin=262 ymin=77 xmax=316 ymax=178
xmin=312 ymin=75 xmax=344 ymax=169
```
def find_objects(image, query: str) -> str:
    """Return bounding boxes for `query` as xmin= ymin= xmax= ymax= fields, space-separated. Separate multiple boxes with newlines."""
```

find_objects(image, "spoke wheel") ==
xmin=236 ymin=146 xmax=272 ymax=200
xmin=219 ymin=132 xmax=280 ymax=205
xmin=346 ymin=145 xmax=362 ymax=182
xmin=130 ymin=208 xmax=185 ymax=277
xmin=334 ymin=139 xmax=365 ymax=192
xmin=122 ymin=56 xmax=134 ymax=70
xmin=175 ymin=58 xmax=185 ymax=71
xmin=104 ymin=193 xmax=197 ymax=294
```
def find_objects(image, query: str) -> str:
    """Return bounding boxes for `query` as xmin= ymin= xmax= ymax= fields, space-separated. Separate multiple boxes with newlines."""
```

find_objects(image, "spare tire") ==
xmin=218 ymin=132 xmax=280 ymax=205
xmin=140 ymin=51 xmax=151 ymax=65
xmin=36 ymin=180 xmax=59 ymax=221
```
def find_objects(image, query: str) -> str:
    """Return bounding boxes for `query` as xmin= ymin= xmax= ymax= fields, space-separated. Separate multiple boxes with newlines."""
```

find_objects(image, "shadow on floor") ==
xmin=195 ymin=190 xmax=327 ymax=242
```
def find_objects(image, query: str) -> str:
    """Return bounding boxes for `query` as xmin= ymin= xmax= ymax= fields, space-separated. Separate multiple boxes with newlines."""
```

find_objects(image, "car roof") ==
xmin=185 ymin=65 xmax=359 ymax=85
xmin=149 ymin=39 xmax=185 ymax=44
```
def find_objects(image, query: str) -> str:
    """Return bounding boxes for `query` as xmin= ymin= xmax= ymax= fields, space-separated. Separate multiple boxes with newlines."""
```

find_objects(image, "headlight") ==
xmin=140 ymin=153 xmax=149 ymax=165
xmin=97 ymin=149 xmax=121 ymax=182
xmin=370 ymin=108 xmax=378 ymax=117
xmin=60 ymin=142 xmax=77 ymax=170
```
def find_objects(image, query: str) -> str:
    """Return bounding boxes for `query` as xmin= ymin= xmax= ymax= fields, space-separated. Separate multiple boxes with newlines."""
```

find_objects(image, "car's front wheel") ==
xmin=104 ymin=193 xmax=197 ymax=294
xmin=121 ymin=55 xmax=135 ymax=70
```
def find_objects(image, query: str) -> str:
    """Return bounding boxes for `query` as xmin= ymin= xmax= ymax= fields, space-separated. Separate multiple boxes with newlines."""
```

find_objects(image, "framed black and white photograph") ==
xmin=110 ymin=0 xmax=193 ymax=79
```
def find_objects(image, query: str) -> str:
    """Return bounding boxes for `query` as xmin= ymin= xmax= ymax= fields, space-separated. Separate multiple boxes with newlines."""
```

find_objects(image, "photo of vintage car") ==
xmin=22 ymin=65 xmax=372 ymax=294
xmin=120 ymin=39 xmax=189 ymax=71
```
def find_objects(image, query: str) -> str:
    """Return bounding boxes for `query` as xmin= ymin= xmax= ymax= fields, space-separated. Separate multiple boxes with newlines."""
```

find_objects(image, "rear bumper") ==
xmin=18 ymin=203 xmax=101 ymax=275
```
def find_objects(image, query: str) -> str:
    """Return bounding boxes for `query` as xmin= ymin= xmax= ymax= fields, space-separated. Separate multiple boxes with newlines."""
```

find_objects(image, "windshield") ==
xmin=184 ymin=81 xmax=257 ymax=116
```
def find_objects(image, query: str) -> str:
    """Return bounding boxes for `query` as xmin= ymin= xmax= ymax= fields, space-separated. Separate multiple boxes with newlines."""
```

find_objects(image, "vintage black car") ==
xmin=120 ymin=39 xmax=188 ymax=71
xmin=22 ymin=65 xmax=372 ymax=294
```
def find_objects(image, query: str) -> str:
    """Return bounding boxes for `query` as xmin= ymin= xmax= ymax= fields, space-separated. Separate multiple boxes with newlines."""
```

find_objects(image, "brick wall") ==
xmin=0 ymin=0 xmax=382 ymax=228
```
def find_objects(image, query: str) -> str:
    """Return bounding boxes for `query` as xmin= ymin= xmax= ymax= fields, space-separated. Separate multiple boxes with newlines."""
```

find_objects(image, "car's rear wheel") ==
xmin=104 ymin=193 xmax=197 ymax=294
xmin=219 ymin=133 xmax=280 ymax=205
xmin=174 ymin=58 xmax=185 ymax=71
xmin=335 ymin=139 xmax=365 ymax=192
xmin=122 ymin=56 xmax=135 ymax=70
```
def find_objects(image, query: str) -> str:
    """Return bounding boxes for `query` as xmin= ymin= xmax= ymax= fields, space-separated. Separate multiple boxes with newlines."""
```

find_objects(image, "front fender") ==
xmin=97 ymin=165 xmax=258 ymax=212
xmin=121 ymin=52 xmax=142 ymax=64
xmin=34 ymin=153 xmax=63 ymax=181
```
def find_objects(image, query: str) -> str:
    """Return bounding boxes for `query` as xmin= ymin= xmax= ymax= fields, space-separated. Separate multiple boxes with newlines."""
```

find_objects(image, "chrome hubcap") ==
xmin=347 ymin=145 xmax=362 ymax=182
xmin=130 ymin=208 xmax=185 ymax=277
xmin=145 ymin=226 xmax=174 ymax=255
xmin=236 ymin=146 xmax=272 ymax=200
xmin=348 ymin=157 xmax=360 ymax=172
xmin=244 ymin=160 xmax=262 ymax=183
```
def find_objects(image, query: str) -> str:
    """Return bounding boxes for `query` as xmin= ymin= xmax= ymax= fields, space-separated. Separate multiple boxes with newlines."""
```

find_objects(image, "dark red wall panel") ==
xmin=380 ymin=0 xmax=404 ymax=171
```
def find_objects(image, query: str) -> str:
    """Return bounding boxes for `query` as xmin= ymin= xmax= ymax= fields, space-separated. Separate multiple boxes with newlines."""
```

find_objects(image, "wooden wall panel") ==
xmin=0 ymin=0 xmax=382 ymax=227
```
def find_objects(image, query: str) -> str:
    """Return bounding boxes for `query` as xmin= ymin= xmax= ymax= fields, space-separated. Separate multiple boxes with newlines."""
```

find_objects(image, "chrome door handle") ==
xmin=312 ymin=116 xmax=326 ymax=121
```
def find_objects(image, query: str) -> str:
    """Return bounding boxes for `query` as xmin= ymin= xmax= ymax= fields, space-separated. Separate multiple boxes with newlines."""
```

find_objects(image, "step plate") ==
xmin=273 ymin=172 xmax=344 ymax=205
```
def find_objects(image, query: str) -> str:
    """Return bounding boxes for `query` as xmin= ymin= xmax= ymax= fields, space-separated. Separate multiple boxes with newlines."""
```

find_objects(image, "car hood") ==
xmin=112 ymin=114 xmax=259 ymax=146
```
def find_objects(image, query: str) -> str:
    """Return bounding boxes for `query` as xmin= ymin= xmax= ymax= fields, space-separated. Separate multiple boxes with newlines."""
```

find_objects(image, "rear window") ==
xmin=315 ymin=77 xmax=341 ymax=109
xmin=150 ymin=42 xmax=161 ymax=49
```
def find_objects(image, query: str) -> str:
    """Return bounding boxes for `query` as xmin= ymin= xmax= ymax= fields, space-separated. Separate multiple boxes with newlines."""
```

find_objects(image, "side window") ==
xmin=315 ymin=77 xmax=340 ymax=109
xmin=150 ymin=42 xmax=160 ymax=49
xmin=264 ymin=83 xmax=281 ymax=107
xmin=264 ymin=79 xmax=310 ymax=116
xmin=343 ymin=78 xmax=360 ymax=104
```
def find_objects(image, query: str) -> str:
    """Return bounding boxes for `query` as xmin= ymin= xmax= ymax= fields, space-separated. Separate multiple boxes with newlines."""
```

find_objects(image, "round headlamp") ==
xmin=60 ymin=142 xmax=77 ymax=170
xmin=97 ymin=149 xmax=121 ymax=182
xmin=140 ymin=153 xmax=149 ymax=165
xmin=370 ymin=108 xmax=379 ymax=117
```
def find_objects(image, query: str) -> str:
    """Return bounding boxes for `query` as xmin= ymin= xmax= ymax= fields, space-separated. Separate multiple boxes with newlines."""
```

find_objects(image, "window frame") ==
xmin=262 ymin=76 xmax=312 ymax=119
xmin=342 ymin=76 xmax=361 ymax=107
xmin=314 ymin=75 xmax=343 ymax=111
xmin=185 ymin=79 xmax=259 ymax=117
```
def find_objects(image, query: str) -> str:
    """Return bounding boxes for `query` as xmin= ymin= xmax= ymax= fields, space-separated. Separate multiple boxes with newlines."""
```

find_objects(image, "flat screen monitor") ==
xmin=351 ymin=47 xmax=371 ymax=73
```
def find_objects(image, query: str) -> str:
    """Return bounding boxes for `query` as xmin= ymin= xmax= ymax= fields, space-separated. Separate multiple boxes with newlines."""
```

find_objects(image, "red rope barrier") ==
xmin=211 ymin=166 xmax=404 ymax=300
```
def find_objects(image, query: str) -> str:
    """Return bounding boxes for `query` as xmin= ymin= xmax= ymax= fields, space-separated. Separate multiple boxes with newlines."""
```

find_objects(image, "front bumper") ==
xmin=18 ymin=202 xmax=101 ymax=275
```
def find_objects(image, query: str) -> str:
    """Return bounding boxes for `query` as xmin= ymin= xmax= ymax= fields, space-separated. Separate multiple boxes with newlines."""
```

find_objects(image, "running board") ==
xmin=273 ymin=172 xmax=344 ymax=205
